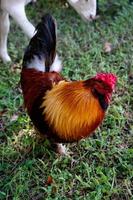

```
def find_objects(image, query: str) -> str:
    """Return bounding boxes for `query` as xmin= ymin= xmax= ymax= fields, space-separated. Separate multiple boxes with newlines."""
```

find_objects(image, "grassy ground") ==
xmin=0 ymin=0 xmax=133 ymax=199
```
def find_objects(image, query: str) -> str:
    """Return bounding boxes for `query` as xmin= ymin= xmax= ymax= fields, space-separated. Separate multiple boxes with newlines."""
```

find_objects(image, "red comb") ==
xmin=95 ymin=73 xmax=117 ymax=90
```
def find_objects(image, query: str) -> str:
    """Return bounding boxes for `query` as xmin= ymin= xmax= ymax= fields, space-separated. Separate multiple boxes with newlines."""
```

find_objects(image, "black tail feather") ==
xmin=22 ymin=14 xmax=56 ymax=72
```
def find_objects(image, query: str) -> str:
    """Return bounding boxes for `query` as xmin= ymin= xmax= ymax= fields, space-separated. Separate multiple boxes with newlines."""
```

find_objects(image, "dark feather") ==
xmin=22 ymin=14 xmax=56 ymax=72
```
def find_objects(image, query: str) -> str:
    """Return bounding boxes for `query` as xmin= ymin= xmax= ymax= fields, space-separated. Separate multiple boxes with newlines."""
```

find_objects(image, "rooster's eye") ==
xmin=92 ymin=88 xmax=97 ymax=94
xmin=91 ymin=88 xmax=99 ymax=97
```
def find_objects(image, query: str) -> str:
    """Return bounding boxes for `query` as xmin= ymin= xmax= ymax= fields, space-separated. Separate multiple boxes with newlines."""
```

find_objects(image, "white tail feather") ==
xmin=26 ymin=54 xmax=62 ymax=72
xmin=50 ymin=54 xmax=62 ymax=72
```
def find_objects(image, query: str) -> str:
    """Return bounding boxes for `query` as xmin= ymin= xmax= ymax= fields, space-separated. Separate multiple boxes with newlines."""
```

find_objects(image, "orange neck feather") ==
xmin=41 ymin=81 xmax=105 ymax=142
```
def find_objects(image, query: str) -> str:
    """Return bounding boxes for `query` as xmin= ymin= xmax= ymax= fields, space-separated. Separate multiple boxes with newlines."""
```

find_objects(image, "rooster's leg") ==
xmin=56 ymin=143 xmax=67 ymax=155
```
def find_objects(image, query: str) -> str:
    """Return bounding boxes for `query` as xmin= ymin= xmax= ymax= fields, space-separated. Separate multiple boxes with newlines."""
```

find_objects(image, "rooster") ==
xmin=21 ymin=14 xmax=117 ymax=154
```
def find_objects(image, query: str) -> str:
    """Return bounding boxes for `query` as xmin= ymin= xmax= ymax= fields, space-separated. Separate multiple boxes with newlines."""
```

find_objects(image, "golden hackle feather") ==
xmin=41 ymin=81 xmax=105 ymax=142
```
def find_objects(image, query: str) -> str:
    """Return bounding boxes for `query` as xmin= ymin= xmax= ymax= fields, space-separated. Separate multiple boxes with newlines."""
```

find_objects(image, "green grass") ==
xmin=0 ymin=0 xmax=133 ymax=199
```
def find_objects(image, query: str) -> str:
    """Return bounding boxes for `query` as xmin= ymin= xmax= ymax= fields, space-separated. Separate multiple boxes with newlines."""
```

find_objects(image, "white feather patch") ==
xmin=26 ymin=54 xmax=62 ymax=72
xmin=26 ymin=55 xmax=45 ymax=72
xmin=50 ymin=54 xmax=62 ymax=72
